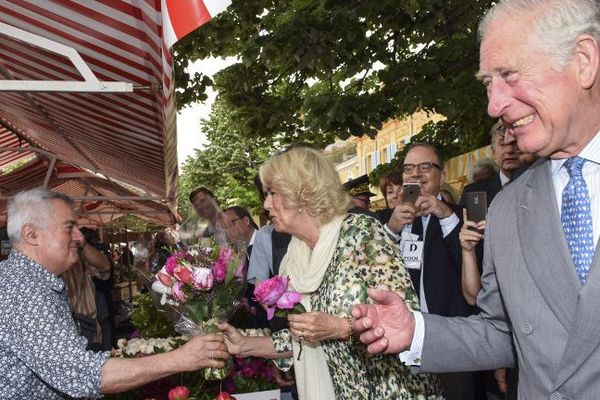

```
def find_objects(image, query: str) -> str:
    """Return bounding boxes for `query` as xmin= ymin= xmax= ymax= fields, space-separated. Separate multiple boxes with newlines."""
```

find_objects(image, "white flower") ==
xmin=124 ymin=338 xmax=142 ymax=355
xmin=152 ymin=280 xmax=172 ymax=295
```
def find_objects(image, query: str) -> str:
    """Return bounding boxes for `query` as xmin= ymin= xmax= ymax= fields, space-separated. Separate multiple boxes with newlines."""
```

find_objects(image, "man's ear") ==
xmin=243 ymin=216 xmax=251 ymax=227
xmin=575 ymin=35 xmax=600 ymax=90
xmin=21 ymin=224 xmax=40 ymax=246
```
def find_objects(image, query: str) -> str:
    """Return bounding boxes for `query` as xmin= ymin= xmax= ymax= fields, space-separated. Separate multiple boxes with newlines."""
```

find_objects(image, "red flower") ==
xmin=168 ymin=386 xmax=190 ymax=400
xmin=216 ymin=392 xmax=236 ymax=400
xmin=173 ymin=265 xmax=193 ymax=284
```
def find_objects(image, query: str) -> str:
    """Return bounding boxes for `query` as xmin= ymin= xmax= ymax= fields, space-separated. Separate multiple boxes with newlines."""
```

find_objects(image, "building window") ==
xmin=390 ymin=142 xmax=397 ymax=158
xmin=371 ymin=151 xmax=378 ymax=170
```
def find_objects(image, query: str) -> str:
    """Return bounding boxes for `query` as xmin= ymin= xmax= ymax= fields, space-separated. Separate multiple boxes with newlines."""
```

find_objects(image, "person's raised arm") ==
xmin=459 ymin=209 xmax=486 ymax=305
xmin=385 ymin=189 xmax=417 ymax=234
xmin=218 ymin=322 xmax=292 ymax=359
xmin=80 ymin=242 xmax=111 ymax=272
xmin=351 ymin=288 xmax=415 ymax=354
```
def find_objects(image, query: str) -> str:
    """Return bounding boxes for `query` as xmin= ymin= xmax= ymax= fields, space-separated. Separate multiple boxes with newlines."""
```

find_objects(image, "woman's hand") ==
xmin=288 ymin=311 xmax=350 ymax=343
xmin=460 ymin=209 xmax=486 ymax=252
xmin=218 ymin=322 xmax=246 ymax=356
xmin=273 ymin=366 xmax=295 ymax=387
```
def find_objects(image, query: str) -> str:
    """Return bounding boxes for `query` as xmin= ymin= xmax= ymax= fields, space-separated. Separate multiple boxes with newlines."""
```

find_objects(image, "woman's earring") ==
xmin=297 ymin=208 xmax=303 ymax=213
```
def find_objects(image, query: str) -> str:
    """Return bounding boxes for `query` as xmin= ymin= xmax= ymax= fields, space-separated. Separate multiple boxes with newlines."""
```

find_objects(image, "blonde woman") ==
xmin=220 ymin=146 xmax=442 ymax=400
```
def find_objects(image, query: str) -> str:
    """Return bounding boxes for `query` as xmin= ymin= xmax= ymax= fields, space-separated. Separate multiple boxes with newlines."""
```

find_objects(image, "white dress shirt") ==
xmin=400 ymin=131 xmax=600 ymax=366
xmin=247 ymin=224 xmax=274 ymax=284
xmin=499 ymin=170 xmax=511 ymax=187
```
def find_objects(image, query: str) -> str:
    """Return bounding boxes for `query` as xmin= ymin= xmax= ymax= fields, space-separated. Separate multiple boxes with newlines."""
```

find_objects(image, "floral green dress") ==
xmin=272 ymin=213 xmax=442 ymax=399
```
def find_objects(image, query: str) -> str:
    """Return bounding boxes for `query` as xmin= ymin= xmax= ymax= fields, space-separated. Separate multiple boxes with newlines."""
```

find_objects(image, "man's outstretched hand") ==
xmin=351 ymin=288 xmax=416 ymax=354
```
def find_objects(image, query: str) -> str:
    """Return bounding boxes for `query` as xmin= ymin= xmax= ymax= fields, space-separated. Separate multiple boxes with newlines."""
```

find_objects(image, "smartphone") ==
xmin=402 ymin=183 xmax=420 ymax=205
xmin=465 ymin=191 xmax=488 ymax=222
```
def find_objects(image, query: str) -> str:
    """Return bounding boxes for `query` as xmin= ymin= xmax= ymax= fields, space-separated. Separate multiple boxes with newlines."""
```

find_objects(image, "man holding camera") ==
xmin=385 ymin=143 xmax=473 ymax=399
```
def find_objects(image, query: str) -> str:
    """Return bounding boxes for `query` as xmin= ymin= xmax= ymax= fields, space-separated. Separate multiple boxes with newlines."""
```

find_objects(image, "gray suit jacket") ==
xmin=419 ymin=159 xmax=600 ymax=399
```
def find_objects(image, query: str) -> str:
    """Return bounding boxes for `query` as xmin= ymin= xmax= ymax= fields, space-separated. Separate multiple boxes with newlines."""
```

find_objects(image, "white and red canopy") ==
xmin=0 ymin=0 xmax=230 ymax=226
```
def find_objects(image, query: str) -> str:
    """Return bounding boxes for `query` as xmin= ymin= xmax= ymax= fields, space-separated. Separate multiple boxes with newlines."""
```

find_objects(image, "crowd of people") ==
xmin=1 ymin=0 xmax=600 ymax=399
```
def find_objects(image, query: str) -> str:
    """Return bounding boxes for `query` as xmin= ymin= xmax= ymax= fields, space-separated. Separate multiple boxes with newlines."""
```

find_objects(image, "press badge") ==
xmin=400 ymin=232 xmax=423 ymax=269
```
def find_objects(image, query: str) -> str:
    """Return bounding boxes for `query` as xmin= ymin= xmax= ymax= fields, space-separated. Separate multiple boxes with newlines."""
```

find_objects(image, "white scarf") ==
xmin=279 ymin=215 xmax=345 ymax=400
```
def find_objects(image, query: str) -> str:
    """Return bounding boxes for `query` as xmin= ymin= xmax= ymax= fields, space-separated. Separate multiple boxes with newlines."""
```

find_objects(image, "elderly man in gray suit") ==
xmin=351 ymin=0 xmax=600 ymax=398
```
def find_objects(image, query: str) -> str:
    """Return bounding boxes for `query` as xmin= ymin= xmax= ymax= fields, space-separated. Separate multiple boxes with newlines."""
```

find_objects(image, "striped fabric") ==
xmin=0 ymin=159 xmax=175 ymax=226
xmin=0 ymin=0 xmax=179 ymax=206
xmin=162 ymin=0 xmax=231 ymax=48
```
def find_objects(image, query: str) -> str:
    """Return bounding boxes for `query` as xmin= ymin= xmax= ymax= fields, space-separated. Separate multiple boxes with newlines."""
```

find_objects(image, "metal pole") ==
xmin=124 ymin=229 xmax=133 ymax=302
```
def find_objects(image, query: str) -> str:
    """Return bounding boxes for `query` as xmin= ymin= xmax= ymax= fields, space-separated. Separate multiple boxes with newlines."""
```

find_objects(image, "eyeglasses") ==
xmin=401 ymin=162 xmax=442 ymax=173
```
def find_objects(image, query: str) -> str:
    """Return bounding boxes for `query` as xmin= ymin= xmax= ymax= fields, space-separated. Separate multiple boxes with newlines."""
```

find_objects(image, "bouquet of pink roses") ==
xmin=153 ymin=245 xmax=246 ymax=380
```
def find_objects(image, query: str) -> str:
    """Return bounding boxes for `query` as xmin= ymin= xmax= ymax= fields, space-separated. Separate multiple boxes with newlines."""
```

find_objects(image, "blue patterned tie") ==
xmin=561 ymin=157 xmax=595 ymax=283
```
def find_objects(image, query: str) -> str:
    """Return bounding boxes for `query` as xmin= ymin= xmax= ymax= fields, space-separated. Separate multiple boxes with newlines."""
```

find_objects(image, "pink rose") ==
xmin=165 ymin=255 xmax=178 ymax=275
xmin=172 ymin=281 xmax=187 ymax=303
xmin=276 ymin=291 xmax=302 ymax=310
xmin=168 ymin=386 xmax=190 ymax=400
xmin=192 ymin=267 xmax=214 ymax=290
xmin=157 ymin=267 xmax=174 ymax=286
xmin=173 ymin=265 xmax=193 ymax=284
xmin=254 ymin=276 xmax=289 ymax=306
xmin=217 ymin=247 xmax=234 ymax=263
xmin=234 ymin=262 xmax=246 ymax=279
xmin=213 ymin=260 xmax=227 ymax=282
xmin=212 ymin=248 xmax=232 ymax=283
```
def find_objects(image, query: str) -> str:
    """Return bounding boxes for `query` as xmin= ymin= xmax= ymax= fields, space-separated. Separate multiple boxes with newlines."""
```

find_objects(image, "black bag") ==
xmin=73 ymin=312 xmax=97 ymax=345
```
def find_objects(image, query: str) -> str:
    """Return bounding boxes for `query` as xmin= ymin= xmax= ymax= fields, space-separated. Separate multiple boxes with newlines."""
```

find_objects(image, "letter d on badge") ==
xmin=402 ymin=240 xmax=424 ymax=266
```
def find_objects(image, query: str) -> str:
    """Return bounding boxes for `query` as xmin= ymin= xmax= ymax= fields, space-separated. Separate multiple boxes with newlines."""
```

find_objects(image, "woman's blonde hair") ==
xmin=259 ymin=146 xmax=352 ymax=224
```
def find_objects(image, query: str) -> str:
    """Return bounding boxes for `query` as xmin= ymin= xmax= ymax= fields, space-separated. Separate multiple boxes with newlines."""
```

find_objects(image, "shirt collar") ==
xmin=499 ymin=170 xmax=511 ymax=186
xmin=9 ymin=249 xmax=65 ymax=292
xmin=551 ymin=130 xmax=600 ymax=176
xmin=249 ymin=229 xmax=257 ymax=247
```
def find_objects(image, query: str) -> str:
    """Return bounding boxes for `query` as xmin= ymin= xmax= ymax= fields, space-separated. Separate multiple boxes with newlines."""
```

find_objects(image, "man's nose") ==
xmin=487 ymin=79 xmax=511 ymax=118
xmin=408 ymin=169 xmax=422 ymax=180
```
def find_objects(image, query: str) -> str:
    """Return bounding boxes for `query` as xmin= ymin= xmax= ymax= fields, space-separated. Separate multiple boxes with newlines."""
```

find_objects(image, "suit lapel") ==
xmin=517 ymin=160 xmax=580 ymax=332
xmin=421 ymin=214 xmax=440 ymax=305
xmin=492 ymin=173 xmax=502 ymax=193
xmin=423 ymin=215 xmax=440 ymax=251
xmin=554 ymin=212 xmax=600 ymax=387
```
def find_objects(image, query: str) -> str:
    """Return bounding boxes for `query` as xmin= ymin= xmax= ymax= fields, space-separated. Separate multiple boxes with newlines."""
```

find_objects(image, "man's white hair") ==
xmin=479 ymin=0 xmax=600 ymax=70
xmin=7 ymin=188 xmax=74 ymax=243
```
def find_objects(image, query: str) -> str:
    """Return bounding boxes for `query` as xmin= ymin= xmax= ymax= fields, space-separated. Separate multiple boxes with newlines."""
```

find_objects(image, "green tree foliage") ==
xmin=175 ymin=0 xmax=497 ymax=202
xmin=177 ymin=100 xmax=279 ymax=219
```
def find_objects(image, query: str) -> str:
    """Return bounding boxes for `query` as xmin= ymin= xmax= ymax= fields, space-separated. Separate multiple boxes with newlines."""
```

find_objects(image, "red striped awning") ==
xmin=0 ymin=158 xmax=176 ymax=226
xmin=0 ymin=0 xmax=183 ymax=224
